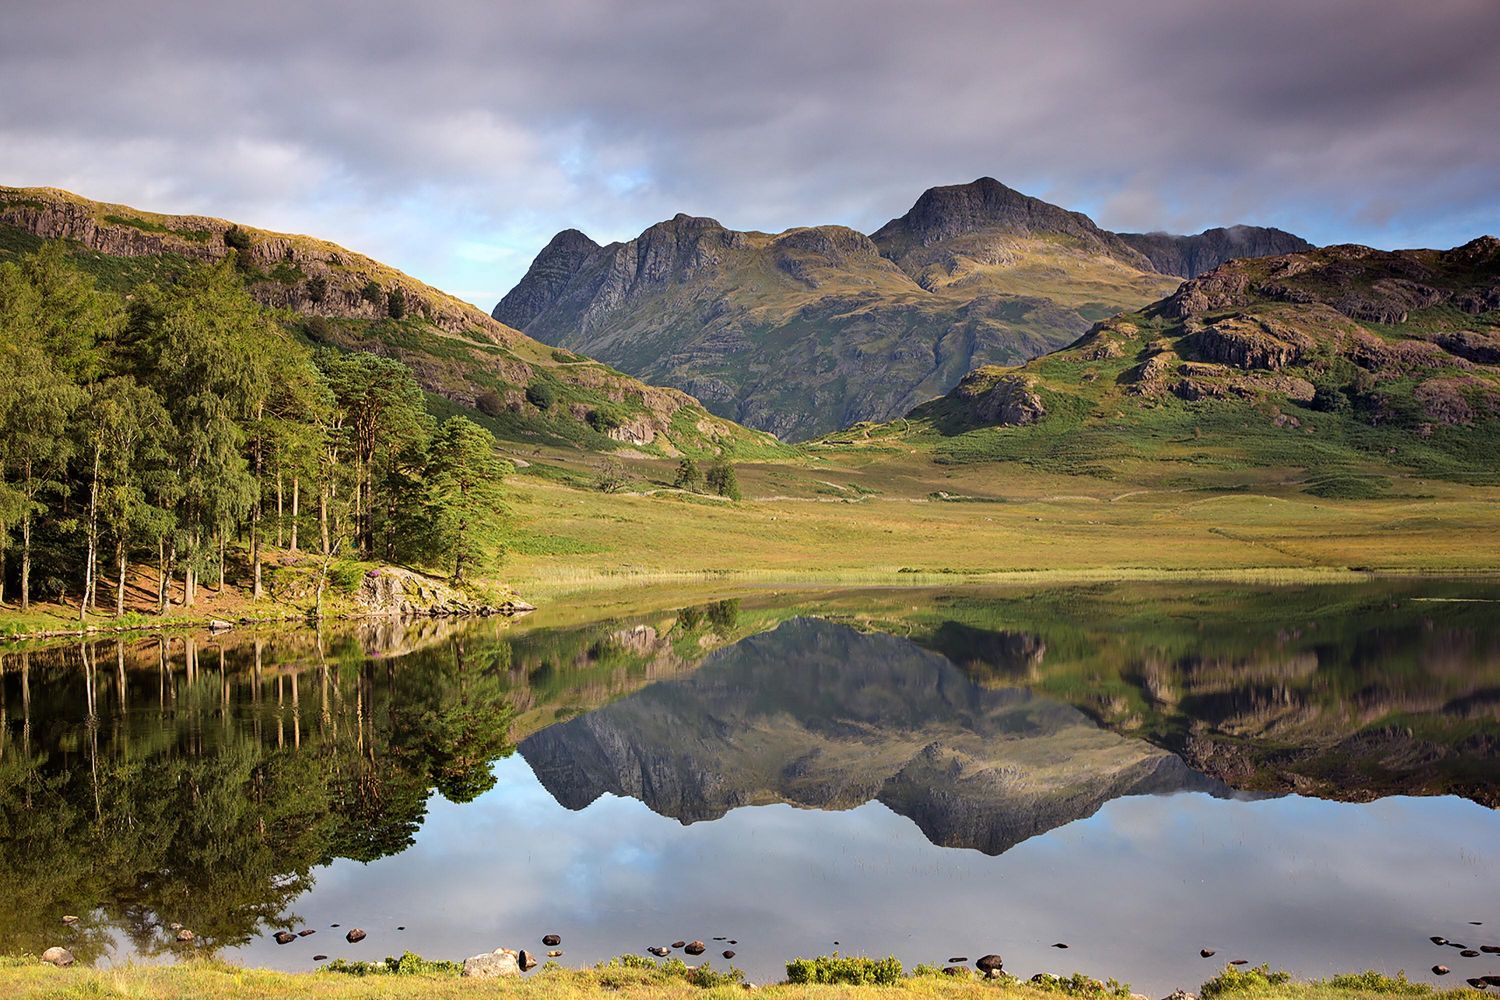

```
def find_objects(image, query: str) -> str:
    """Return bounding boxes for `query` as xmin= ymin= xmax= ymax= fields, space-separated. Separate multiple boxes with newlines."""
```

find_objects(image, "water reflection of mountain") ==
xmin=520 ymin=618 xmax=1231 ymax=854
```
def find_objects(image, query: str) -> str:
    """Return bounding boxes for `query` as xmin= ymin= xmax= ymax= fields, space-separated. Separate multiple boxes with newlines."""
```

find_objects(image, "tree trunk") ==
xmin=82 ymin=444 xmax=102 ymax=621
xmin=252 ymin=410 xmax=264 ymax=600
xmin=290 ymin=475 xmax=300 ymax=553
xmin=276 ymin=467 xmax=284 ymax=548
xmin=319 ymin=479 xmax=330 ymax=557
xmin=217 ymin=533 xmax=226 ymax=593
xmin=115 ymin=539 xmax=128 ymax=617
xmin=20 ymin=460 xmax=32 ymax=611
xmin=184 ymin=564 xmax=195 ymax=608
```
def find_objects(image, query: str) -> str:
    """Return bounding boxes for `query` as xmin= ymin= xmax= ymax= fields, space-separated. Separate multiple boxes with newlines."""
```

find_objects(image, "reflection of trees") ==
xmin=0 ymin=627 xmax=518 ymax=960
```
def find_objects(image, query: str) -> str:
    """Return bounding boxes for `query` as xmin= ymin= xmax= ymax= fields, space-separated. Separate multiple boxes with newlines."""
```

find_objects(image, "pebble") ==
xmin=548 ymin=950 xmax=563 ymax=958
xmin=949 ymin=957 xmax=969 ymax=964
xmin=1433 ymin=937 xmax=1450 ymax=946
xmin=175 ymin=929 xmax=195 ymax=942
xmin=346 ymin=929 xmax=366 ymax=944
xmin=729 ymin=940 xmax=738 ymax=945
xmin=1053 ymin=943 xmax=1069 ymax=949
xmin=397 ymin=926 xmax=406 ymax=931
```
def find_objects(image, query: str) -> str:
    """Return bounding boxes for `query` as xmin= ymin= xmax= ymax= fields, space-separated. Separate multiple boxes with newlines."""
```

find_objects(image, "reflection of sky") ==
xmin=215 ymin=757 xmax=1500 ymax=994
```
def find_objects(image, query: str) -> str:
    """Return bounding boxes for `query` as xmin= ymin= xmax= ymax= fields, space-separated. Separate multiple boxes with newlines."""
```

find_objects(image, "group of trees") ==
xmin=675 ymin=456 xmax=741 ymax=499
xmin=0 ymin=245 xmax=505 ymax=617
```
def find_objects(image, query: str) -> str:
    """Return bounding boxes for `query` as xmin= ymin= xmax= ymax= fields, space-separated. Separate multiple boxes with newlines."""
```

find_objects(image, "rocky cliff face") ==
xmin=1117 ymin=225 xmax=1313 ymax=278
xmin=519 ymin=618 xmax=1227 ymax=855
xmin=492 ymin=228 xmax=600 ymax=330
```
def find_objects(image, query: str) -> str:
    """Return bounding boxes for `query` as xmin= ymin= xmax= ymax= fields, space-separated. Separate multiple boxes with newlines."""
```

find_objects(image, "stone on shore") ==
xmin=463 ymin=948 xmax=521 ymax=979
xmin=41 ymin=947 xmax=74 ymax=967
xmin=976 ymin=954 xmax=1004 ymax=978
xmin=685 ymin=940 xmax=706 ymax=955
xmin=518 ymin=949 xmax=538 ymax=971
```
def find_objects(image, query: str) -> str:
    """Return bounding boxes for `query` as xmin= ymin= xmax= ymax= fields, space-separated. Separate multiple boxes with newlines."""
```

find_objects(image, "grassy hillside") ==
xmin=0 ymin=186 xmax=783 ymax=461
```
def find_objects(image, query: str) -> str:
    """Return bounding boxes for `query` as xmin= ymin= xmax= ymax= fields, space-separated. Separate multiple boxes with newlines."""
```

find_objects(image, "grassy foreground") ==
xmin=0 ymin=958 xmax=1478 ymax=1000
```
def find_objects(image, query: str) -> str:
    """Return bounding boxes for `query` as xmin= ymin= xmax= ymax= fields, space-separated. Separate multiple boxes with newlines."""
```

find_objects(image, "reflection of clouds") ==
xmin=213 ymin=759 xmax=1500 ymax=995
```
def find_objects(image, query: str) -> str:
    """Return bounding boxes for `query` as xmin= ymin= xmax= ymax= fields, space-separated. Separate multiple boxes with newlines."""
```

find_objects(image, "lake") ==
xmin=2 ymin=580 xmax=1498 ymax=994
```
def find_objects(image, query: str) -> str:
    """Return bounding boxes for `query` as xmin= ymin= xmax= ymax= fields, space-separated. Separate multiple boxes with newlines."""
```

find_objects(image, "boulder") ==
xmin=542 ymin=934 xmax=561 ymax=947
xmin=345 ymin=929 xmax=366 ymax=944
xmin=1433 ymin=966 xmax=1450 ymax=975
xmin=518 ymin=949 xmax=538 ymax=972
xmin=1200 ymin=949 xmax=1216 ymax=958
xmin=298 ymin=929 xmax=316 ymax=937
xmin=723 ymin=950 xmax=736 ymax=960
xmin=685 ymin=941 xmax=706 ymax=956
xmin=41 ymin=947 xmax=74 ymax=967
xmin=976 ymin=954 xmax=1004 ymax=978
xmin=175 ymin=929 xmax=195 ymax=942
xmin=274 ymin=931 xmax=296 ymax=945
xmin=672 ymin=941 xmax=687 ymax=949
xmin=648 ymin=947 xmax=671 ymax=957
xmin=548 ymin=950 xmax=563 ymax=958
xmin=462 ymin=948 xmax=521 ymax=979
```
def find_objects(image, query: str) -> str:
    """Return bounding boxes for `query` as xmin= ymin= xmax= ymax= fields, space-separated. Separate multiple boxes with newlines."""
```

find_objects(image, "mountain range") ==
xmin=495 ymin=177 xmax=1311 ymax=439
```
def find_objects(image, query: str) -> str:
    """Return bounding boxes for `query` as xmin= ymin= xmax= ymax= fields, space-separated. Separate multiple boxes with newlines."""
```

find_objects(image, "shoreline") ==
xmin=0 ymin=953 xmax=1479 ymax=1000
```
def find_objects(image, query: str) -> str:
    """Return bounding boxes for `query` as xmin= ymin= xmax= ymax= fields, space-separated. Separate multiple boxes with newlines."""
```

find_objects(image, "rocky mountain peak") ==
xmin=492 ymin=228 xmax=601 ymax=329
xmin=1116 ymin=225 xmax=1314 ymax=278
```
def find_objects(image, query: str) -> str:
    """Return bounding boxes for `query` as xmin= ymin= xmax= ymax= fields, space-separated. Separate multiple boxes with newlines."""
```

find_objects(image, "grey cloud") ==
xmin=2 ymin=0 xmax=1497 ymax=305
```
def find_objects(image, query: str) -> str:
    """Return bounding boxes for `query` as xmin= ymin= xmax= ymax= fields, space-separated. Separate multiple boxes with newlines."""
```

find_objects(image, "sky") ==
xmin=3 ymin=0 xmax=1498 ymax=309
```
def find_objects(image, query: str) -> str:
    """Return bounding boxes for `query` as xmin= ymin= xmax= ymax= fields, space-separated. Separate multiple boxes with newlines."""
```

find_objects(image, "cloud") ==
xmin=2 ymin=0 xmax=1497 ymax=307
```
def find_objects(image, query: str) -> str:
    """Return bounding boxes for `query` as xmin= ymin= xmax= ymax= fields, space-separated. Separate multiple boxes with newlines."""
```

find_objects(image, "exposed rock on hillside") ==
xmin=493 ymin=228 xmax=601 ymax=330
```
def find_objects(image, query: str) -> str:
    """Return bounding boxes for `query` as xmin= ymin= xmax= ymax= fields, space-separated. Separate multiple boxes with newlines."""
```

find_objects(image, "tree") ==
xmin=0 ymin=245 xmax=115 ymax=608
xmin=524 ymin=382 xmax=555 ymax=410
xmin=425 ymin=416 xmax=505 ymax=584
xmin=386 ymin=288 xmax=407 ymax=320
xmin=706 ymin=459 xmax=741 ymax=500
xmin=595 ymin=458 xmax=628 ymax=494
xmin=674 ymin=457 xmax=703 ymax=492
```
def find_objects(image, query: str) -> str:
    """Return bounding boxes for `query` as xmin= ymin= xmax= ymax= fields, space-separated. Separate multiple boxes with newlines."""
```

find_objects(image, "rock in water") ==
xmin=672 ymin=941 xmax=686 ymax=949
xmin=976 ymin=955 xmax=1004 ymax=979
xmin=648 ymin=947 xmax=671 ymax=957
xmin=1201 ymin=949 xmax=1217 ymax=958
xmin=723 ymin=950 xmax=736 ymax=960
xmin=685 ymin=940 xmax=706 ymax=955
xmin=345 ymin=929 xmax=366 ymax=944
xmin=313 ymin=955 xmax=328 ymax=961
xmin=1484 ymin=946 xmax=1500 ymax=954
xmin=542 ymin=934 xmax=561 ymax=947
xmin=949 ymin=957 xmax=969 ymax=964
xmin=1466 ymin=979 xmax=1486 ymax=990
xmin=548 ymin=950 xmax=563 ymax=958
xmin=1433 ymin=937 xmax=1450 ymax=946
xmin=462 ymin=949 xmax=521 ymax=979
xmin=1463 ymin=950 xmax=1481 ymax=957
xmin=1433 ymin=966 xmax=1450 ymax=975
xmin=298 ymin=929 xmax=316 ymax=937
xmin=41 ymin=947 xmax=74 ymax=967
xmin=1053 ymin=942 xmax=1069 ymax=949
xmin=273 ymin=931 xmax=296 ymax=945
xmin=943 ymin=966 xmax=967 ymax=976
xmin=518 ymin=949 xmax=538 ymax=971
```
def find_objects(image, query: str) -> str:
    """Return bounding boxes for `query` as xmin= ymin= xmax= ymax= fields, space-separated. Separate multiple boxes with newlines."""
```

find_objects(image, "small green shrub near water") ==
xmin=1320 ymin=971 xmax=1432 ymax=995
xmin=1029 ymin=972 xmax=1133 ymax=997
xmin=1201 ymin=964 xmax=1293 ymax=999
xmin=786 ymin=954 xmax=904 ymax=986
xmin=594 ymin=954 xmax=744 ymax=989
xmin=324 ymin=951 xmax=462 ymax=977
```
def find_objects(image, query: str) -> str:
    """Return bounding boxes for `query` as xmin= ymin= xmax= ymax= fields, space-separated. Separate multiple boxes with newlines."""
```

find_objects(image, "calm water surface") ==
xmin=2 ymin=581 xmax=1498 ymax=993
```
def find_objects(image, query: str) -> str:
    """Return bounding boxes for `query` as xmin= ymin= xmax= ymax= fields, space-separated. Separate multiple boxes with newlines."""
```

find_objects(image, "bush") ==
xmin=222 ymin=225 xmax=251 ymax=251
xmin=587 ymin=405 xmax=623 ymax=432
xmin=1029 ymin=972 xmax=1133 ymax=997
xmin=303 ymin=315 xmax=333 ymax=343
xmin=786 ymin=954 xmax=903 ymax=986
xmin=360 ymin=279 xmax=383 ymax=305
xmin=706 ymin=459 xmax=741 ymax=500
xmin=1320 ymin=971 xmax=1430 ymax=995
xmin=387 ymin=287 xmax=407 ymax=319
xmin=476 ymin=389 xmax=506 ymax=417
xmin=526 ymin=381 xmax=556 ymax=410
xmin=306 ymin=274 xmax=328 ymax=303
xmin=325 ymin=951 xmax=462 ymax=977
xmin=1200 ymin=964 xmax=1292 ymax=1000
xmin=596 ymin=458 xmax=628 ymax=493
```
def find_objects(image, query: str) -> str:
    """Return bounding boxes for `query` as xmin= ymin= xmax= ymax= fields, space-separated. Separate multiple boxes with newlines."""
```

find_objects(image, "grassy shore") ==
xmin=0 ymin=958 xmax=1477 ymax=1000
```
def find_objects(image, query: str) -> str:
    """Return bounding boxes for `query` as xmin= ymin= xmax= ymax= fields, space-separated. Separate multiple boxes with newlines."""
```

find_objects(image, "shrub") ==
xmin=1029 ymin=972 xmax=1133 ymax=997
xmin=303 ymin=315 xmax=332 ymax=343
xmin=360 ymin=279 xmax=383 ymax=305
xmin=222 ymin=225 xmax=251 ymax=251
xmin=387 ymin=287 xmax=407 ymax=319
xmin=306 ymin=274 xmax=328 ymax=303
xmin=587 ymin=405 xmax=623 ymax=432
xmin=325 ymin=951 xmax=462 ymax=977
xmin=1320 ymin=971 xmax=1430 ymax=995
xmin=786 ymin=954 xmax=903 ymax=986
xmin=526 ymin=381 xmax=556 ymax=410
xmin=1200 ymin=964 xmax=1292 ymax=1000
xmin=596 ymin=458 xmax=628 ymax=494
xmin=476 ymin=389 xmax=506 ymax=417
